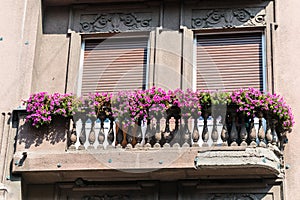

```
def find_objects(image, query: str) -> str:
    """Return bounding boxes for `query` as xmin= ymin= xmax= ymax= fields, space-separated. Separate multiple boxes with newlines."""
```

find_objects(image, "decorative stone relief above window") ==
xmin=209 ymin=193 xmax=259 ymax=200
xmin=80 ymin=13 xmax=153 ymax=33
xmin=191 ymin=8 xmax=266 ymax=29
xmin=81 ymin=194 xmax=130 ymax=200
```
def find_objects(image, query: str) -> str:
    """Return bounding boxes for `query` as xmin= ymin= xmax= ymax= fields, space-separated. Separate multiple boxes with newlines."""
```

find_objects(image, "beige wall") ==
xmin=1 ymin=0 xmax=300 ymax=199
xmin=0 ymin=1 xmax=69 ymax=199
xmin=0 ymin=0 xmax=41 ymax=112
xmin=276 ymin=0 xmax=300 ymax=199
xmin=0 ymin=1 xmax=42 ymax=199
xmin=155 ymin=30 xmax=182 ymax=90
xmin=0 ymin=2 xmax=70 ymax=111
xmin=31 ymin=34 xmax=69 ymax=93
xmin=31 ymin=6 xmax=70 ymax=93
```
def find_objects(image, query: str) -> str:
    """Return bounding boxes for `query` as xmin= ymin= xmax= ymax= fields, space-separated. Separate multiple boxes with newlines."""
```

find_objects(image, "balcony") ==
xmin=12 ymin=88 xmax=292 ymax=183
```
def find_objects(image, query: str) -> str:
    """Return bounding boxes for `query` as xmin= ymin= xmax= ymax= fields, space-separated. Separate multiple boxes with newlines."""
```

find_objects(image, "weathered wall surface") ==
xmin=276 ymin=0 xmax=300 ymax=199
xmin=31 ymin=6 xmax=70 ymax=93
xmin=0 ymin=0 xmax=41 ymax=112
xmin=31 ymin=34 xmax=69 ymax=93
xmin=0 ymin=1 xmax=42 ymax=199
xmin=26 ymin=184 xmax=54 ymax=200
xmin=1 ymin=0 xmax=300 ymax=199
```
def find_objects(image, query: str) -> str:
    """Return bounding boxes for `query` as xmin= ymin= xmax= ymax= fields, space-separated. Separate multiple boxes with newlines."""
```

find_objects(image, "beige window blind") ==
xmin=196 ymin=33 xmax=263 ymax=91
xmin=81 ymin=36 xmax=148 ymax=96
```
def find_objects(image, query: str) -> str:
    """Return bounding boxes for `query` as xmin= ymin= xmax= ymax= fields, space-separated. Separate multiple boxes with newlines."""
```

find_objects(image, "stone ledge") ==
xmin=195 ymin=147 xmax=282 ymax=177
xmin=13 ymin=147 xmax=283 ymax=181
xmin=12 ymin=148 xmax=200 ymax=173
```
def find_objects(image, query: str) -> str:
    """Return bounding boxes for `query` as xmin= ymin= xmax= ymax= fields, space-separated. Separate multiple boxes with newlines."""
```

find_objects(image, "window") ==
xmin=78 ymin=34 xmax=149 ymax=96
xmin=195 ymin=32 xmax=265 ymax=91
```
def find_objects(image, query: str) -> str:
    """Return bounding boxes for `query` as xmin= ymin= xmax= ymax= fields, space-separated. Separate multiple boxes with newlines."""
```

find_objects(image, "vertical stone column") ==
xmin=66 ymin=31 xmax=82 ymax=94
xmin=154 ymin=1 xmax=182 ymax=90
xmin=181 ymin=27 xmax=194 ymax=90
xmin=155 ymin=30 xmax=182 ymax=90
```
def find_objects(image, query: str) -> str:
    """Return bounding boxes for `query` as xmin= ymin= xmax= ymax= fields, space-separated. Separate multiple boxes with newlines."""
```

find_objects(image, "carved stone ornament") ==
xmin=191 ymin=8 xmax=266 ymax=29
xmin=81 ymin=194 xmax=130 ymax=200
xmin=80 ymin=13 xmax=152 ymax=33
xmin=209 ymin=193 xmax=259 ymax=200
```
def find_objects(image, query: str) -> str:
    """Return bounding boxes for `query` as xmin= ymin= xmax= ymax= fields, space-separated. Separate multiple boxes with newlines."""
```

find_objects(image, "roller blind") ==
xmin=81 ymin=36 xmax=148 ymax=96
xmin=196 ymin=33 xmax=263 ymax=91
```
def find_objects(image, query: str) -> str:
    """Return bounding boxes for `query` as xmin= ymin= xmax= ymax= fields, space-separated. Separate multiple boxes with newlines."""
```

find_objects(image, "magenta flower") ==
xmin=23 ymin=87 xmax=294 ymax=130
xmin=23 ymin=92 xmax=76 ymax=128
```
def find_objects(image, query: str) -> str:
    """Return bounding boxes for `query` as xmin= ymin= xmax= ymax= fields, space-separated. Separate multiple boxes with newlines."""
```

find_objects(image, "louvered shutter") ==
xmin=81 ymin=37 xmax=148 ymax=96
xmin=196 ymin=33 xmax=263 ymax=91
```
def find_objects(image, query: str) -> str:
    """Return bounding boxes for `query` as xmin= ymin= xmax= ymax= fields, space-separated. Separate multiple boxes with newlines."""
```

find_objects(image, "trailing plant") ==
xmin=22 ymin=87 xmax=294 ymax=130
xmin=90 ymin=92 xmax=112 ymax=117
xmin=111 ymin=90 xmax=135 ymax=127
xmin=173 ymin=88 xmax=201 ymax=118
xmin=198 ymin=90 xmax=212 ymax=111
xmin=230 ymin=88 xmax=265 ymax=117
xmin=230 ymin=88 xmax=294 ymax=129
xmin=263 ymin=92 xmax=294 ymax=130
xmin=111 ymin=87 xmax=170 ymax=127
xmin=23 ymin=92 xmax=76 ymax=128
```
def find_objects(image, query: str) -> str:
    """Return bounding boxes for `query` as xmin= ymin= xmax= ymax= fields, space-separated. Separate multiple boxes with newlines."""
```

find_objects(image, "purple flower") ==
xmin=23 ymin=87 xmax=294 ymax=130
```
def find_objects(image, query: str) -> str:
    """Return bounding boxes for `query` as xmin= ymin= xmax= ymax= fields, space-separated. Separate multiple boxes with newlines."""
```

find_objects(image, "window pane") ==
xmin=196 ymin=33 xmax=263 ymax=91
xmin=81 ymin=37 xmax=148 ymax=96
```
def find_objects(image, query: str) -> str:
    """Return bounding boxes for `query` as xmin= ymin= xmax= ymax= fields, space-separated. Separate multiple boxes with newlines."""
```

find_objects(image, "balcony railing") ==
xmin=68 ymin=105 xmax=286 ymax=152
xmin=11 ymin=104 xmax=288 ymax=178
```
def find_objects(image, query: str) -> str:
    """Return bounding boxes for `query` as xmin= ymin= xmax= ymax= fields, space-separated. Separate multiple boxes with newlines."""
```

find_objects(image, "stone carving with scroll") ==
xmin=209 ymin=193 xmax=259 ymax=200
xmin=191 ymin=8 xmax=266 ymax=29
xmin=80 ymin=13 xmax=152 ymax=33
xmin=81 ymin=194 xmax=130 ymax=200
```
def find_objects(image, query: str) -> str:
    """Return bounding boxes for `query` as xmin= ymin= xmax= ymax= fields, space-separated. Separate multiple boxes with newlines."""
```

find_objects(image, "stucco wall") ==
xmin=276 ymin=0 xmax=300 ymax=199
xmin=0 ymin=3 xmax=70 ymax=111
xmin=0 ymin=0 xmax=41 ymax=112
xmin=31 ymin=34 xmax=69 ymax=93
xmin=155 ymin=30 xmax=182 ymax=90
xmin=1 ymin=0 xmax=300 ymax=199
xmin=0 ymin=1 xmax=42 ymax=199
xmin=31 ymin=6 xmax=70 ymax=93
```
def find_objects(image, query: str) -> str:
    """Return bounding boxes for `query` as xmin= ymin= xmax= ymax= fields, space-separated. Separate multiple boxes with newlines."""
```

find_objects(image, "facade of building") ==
xmin=0 ymin=0 xmax=300 ymax=199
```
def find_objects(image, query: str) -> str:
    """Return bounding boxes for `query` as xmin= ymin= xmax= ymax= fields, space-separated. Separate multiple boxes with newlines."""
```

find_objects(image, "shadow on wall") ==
xmin=43 ymin=6 xmax=69 ymax=34
xmin=17 ymin=116 xmax=68 ymax=149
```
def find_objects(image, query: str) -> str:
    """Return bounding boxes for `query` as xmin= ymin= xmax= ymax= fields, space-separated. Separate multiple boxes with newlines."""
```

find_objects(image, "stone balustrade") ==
xmin=11 ymin=107 xmax=287 ymax=177
xmin=67 ymin=106 xmax=286 ymax=151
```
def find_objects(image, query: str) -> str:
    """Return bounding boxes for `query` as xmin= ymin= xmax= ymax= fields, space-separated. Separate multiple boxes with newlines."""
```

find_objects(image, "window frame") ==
xmin=193 ymin=29 xmax=267 ymax=92
xmin=77 ymin=32 xmax=151 ymax=96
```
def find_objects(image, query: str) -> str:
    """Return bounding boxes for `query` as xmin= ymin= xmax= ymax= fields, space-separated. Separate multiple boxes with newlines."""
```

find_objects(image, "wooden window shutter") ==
xmin=81 ymin=36 xmax=148 ymax=96
xmin=196 ymin=33 xmax=263 ymax=91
